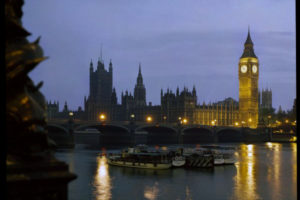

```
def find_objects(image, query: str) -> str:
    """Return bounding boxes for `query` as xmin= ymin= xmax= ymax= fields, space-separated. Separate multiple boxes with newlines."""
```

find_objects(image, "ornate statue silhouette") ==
xmin=6 ymin=0 xmax=56 ymax=161
xmin=6 ymin=0 xmax=76 ymax=199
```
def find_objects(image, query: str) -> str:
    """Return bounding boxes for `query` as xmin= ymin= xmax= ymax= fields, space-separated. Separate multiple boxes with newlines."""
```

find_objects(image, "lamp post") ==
xmin=146 ymin=116 xmax=153 ymax=123
xmin=211 ymin=120 xmax=215 ymax=126
xmin=163 ymin=116 xmax=167 ymax=124
xmin=99 ymin=113 xmax=106 ymax=124
xmin=241 ymin=121 xmax=245 ymax=128
xmin=268 ymin=115 xmax=271 ymax=127
xmin=130 ymin=114 xmax=135 ymax=125
xmin=68 ymin=112 xmax=74 ymax=135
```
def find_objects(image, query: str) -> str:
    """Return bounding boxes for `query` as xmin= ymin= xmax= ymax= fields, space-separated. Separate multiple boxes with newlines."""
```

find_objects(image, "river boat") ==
xmin=200 ymin=145 xmax=237 ymax=165
xmin=107 ymin=147 xmax=172 ymax=169
xmin=174 ymin=148 xmax=214 ymax=168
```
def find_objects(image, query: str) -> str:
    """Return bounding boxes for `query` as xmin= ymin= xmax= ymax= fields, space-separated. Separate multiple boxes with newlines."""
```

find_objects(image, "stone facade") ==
xmin=238 ymin=29 xmax=259 ymax=128
xmin=47 ymin=29 xmax=268 ymax=127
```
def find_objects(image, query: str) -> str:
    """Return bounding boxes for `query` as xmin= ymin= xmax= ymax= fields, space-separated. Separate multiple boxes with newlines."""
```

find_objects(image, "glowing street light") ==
xmin=163 ymin=116 xmax=167 ymax=120
xmin=130 ymin=114 xmax=135 ymax=119
xmin=178 ymin=117 xmax=182 ymax=120
xmin=211 ymin=120 xmax=215 ymax=126
xmin=235 ymin=122 xmax=239 ymax=126
xmin=248 ymin=118 xmax=252 ymax=122
xmin=285 ymin=119 xmax=289 ymax=123
xmin=241 ymin=121 xmax=245 ymax=127
xmin=146 ymin=116 xmax=152 ymax=123
xmin=99 ymin=114 xmax=106 ymax=121
xmin=182 ymin=118 xmax=188 ymax=124
xmin=69 ymin=112 xmax=74 ymax=117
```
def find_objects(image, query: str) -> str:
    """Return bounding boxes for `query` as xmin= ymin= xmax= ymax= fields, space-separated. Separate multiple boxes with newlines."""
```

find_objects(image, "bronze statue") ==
xmin=6 ymin=0 xmax=56 ymax=162
xmin=6 ymin=0 xmax=76 ymax=199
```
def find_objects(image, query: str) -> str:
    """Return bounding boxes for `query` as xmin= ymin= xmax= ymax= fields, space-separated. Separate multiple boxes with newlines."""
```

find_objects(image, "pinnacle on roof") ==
xmin=138 ymin=62 xmax=141 ymax=75
xmin=240 ymin=27 xmax=257 ymax=58
xmin=245 ymin=26 xmax=253 ymax=45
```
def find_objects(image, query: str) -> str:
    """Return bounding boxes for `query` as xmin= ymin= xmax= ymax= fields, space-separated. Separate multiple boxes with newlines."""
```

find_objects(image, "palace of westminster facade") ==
xmin=47 ymin=30 xmax=272 ymax=128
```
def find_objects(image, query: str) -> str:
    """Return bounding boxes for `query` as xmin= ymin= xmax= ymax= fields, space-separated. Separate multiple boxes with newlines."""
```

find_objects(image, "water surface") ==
xmin=55 ymin=143 xmax=297 ymax=200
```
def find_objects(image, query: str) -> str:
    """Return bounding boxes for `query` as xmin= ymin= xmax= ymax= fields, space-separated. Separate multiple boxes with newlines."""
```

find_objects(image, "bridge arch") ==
xmin=75 ymin=124 xmax=132 ymax=147
xmin=136 ymin=125 xmax=178 ymax=145
xmin=217 ymin=128 xmax=243 ymax=142
xmin=135 ymin=124 xmax=177 ymax=133
xmin=46 ymin=124 xmax=68 ymax=134
xmin=182 ymin=127 xmax=214 ymax=144
xmin=75 ymin=124 xmax=130 ymax=133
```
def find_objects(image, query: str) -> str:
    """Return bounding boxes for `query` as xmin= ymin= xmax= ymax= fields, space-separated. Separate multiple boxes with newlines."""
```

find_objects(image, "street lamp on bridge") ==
xmin=99 ymin=113 xmax=106 ymax=122
xmin=241 ymin=121 xmax=245 ymax=127
xmin=146 ymin=116 xmax=153 ymax=123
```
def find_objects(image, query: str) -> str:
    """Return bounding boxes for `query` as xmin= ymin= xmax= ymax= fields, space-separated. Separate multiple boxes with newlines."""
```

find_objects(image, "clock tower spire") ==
xmin=239 ymin=28 xmax=259 ymax=128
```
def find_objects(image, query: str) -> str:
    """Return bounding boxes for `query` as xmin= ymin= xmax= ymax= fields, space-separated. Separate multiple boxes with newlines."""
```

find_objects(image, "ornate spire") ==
xmin=245 ymin=26 xmax=253 ymax=45
xmin=136 ymin=63 xmax=143 ymax=85
xmin=241 ymin=27 xmax=257 ymax=58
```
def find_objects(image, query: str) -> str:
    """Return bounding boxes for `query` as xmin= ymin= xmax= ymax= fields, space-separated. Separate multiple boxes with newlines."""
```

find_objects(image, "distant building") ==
xmin=85 ymin=58 xmax=113 ymax=120
xmin=238 ymin=28 xmax=259 ymax=128
xmin=46 ymin=100 xmax=59 ymax=119
xmin=260 ymin=88 xmax=272 ymax=109
xmin=48 ymin=29 xmax=270 ymax=128
xmin=161 ymin=87 xmax=239 ymax=126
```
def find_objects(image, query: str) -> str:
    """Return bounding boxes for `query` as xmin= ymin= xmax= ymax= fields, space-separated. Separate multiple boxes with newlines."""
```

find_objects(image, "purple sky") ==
xmin=23 ymin=0 xmax=296 ymax=112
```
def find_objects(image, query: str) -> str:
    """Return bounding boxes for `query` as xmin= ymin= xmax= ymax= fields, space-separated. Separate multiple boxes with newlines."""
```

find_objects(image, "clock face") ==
xmin=252 ymin=65 xmax=257 ymax=73
xmin=241 ymin=65 xmax=247 ymax=73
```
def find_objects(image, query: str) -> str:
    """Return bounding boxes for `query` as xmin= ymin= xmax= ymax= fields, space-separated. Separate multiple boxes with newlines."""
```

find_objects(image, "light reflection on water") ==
xmin=93 ymin=156 xmax=112 ymax=200
xmin=56 ymin=143 xmax=297 ymax=200
xmin=231 ymin=144 xmax=261 ymax=200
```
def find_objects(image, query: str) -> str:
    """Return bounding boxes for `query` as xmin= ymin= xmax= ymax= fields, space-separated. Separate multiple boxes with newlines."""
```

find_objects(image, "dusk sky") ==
xmin=23 ymin=0 xmax=296 ymax=112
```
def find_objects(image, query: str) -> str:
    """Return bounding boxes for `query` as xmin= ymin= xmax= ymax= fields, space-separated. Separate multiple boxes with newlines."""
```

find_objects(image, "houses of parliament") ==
xmin=47 ymin=30 xmax=273 ymax=128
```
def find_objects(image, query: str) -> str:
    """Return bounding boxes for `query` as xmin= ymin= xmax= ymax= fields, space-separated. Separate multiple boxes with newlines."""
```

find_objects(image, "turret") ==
xmin=192 ymin=85 xmax=196 ymax=97
xmin=109 ymin=59 xmax=113 ymax=73
xmin=90 ymin=59 xmax=93 ymax=72
xmin=111 ymin=88 xmax=117 ymax=105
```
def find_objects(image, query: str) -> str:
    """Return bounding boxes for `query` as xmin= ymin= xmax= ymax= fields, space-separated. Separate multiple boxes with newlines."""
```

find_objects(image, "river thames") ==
xmin=55 ymin=143 xmax=297 ymax=200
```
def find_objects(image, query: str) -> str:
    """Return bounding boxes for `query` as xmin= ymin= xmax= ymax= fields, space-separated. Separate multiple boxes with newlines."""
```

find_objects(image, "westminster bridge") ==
xmin=46 ymin=119 xmax=296 ymax=147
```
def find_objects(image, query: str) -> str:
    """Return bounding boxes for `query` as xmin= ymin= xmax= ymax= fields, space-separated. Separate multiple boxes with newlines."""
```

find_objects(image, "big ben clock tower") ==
xmin=239 ymin=28 xmax=259 ymax=128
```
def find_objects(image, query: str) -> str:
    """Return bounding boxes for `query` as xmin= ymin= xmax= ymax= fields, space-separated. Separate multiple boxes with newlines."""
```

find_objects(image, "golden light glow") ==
xmin=268 ymin=115 xmax=271 ymax=119
xmin=69 ymin=112 xmax=74 ymax=116
xmin=232 ymin=144 xmax=261 ymax=200
xmin=144 ymin=182 xmax=159 ymax=200
xmin=289 ymin=136 xmax=297 ymax=142
xmin=247 ymin=144 xmax=253 ymax=157
xmin=99 ymin=114 xmax=106 ymax=120
xmin=163 ymin=116 xmax=167 ymax=120
xmin=178 ymin=117 xmax=182 ymax=120
xmin=285 ymin=119 xmax=289 ymax=123
xmin=266 ymin=142 xmax=273 ymax=149
xmin=130 ymin=114 xmax=135 ymax=118
xmin=235 ymin=122 xmax=239 ymax=126
xmin=211 ymin=120 xmax=215 ymax=125
xmin=146 ymin=116 xmax=153 ymax=122
xmin=94 ymin=156 xmax=112 ymax=200
xmin=248 ymin=118 xmax=252 ymax=122
xmin=182 ymin=118 xmax=188 ymax=124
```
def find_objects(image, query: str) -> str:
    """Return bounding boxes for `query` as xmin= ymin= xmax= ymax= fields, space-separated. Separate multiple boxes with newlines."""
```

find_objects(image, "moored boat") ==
xmin=107 ymin=147 xmax=172 ymax=169
xmin=201 ymin=145 xmax=237 ymax=165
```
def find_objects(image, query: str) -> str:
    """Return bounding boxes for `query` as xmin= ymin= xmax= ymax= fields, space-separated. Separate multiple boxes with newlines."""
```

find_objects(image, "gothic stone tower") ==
xmin=87 ymin=58 xmax=113 ymax=120
xmin=239 ymin=28 xmax=259 ymax=128
xmin=134 ymin=63 xmax=146 ymax=107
